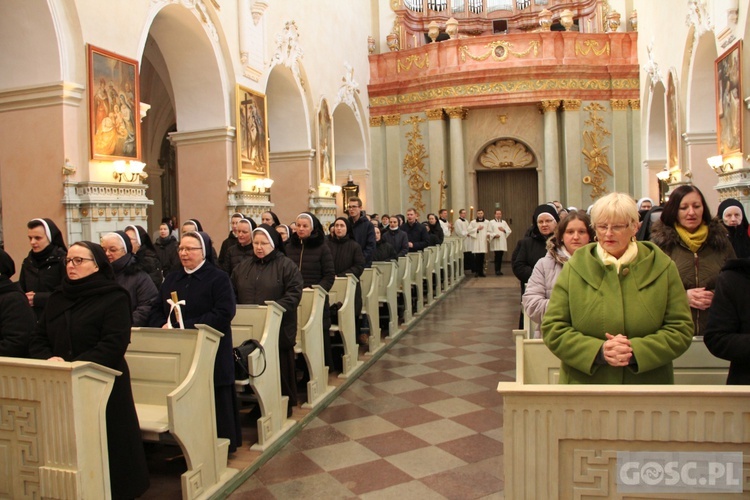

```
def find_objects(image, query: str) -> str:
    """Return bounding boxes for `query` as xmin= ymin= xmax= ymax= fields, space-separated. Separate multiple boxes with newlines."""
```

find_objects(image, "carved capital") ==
xmin=610 ymin=99 xmax=629 ymax=111
xmin=369 ymin=116 xmax=383 ymax=127
xmin=445 ymin=107 xmax=468 ymax=119
xmin=383 ymin=114 xmax=401 ymax=126
xmin=561 ymin=99 xmax=581 ymax=111
xmin=629 ymin=99 xmax=641 ymax=110
xmin=540 ymin=100 xmax=561 ymax=113
xmin=425 ymin=108 xmax=444 ymax=120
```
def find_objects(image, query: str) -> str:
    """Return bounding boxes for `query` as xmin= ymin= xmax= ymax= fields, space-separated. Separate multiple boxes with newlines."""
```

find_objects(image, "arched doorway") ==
xmin=333 ymin=101 xmax=366 ymax=213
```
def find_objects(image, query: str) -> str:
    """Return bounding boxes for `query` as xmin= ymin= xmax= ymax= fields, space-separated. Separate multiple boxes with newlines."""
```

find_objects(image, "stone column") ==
xmin=610 ymin=99 xmax=631 ymax=193
xmin=560 ymin=99 xmax=583 ymax=208
xmin=369 ymin=116 xmax=386 ymax=213
xmin=683 ymin=131 xmax=719 ymax=211
xmin=446 ymin=106 xmax=468 ymax=214
xmin=425 ymin=108 xmax=446 ymax=212
xmin=384 ymin=114 xmax=402 ymax=214
xmin=629 ymin=100 xmax=643 ymax=197
xmin=540 ymin=100 xmax=561 ymax=202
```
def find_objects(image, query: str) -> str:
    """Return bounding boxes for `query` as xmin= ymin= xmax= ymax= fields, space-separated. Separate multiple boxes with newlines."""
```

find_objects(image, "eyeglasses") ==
xmin=177 ymin=246 xmax=203 ymax=253
xmin=65 ymin=257 xmax=95 ymax=266
xmin=594 ymin=223 xmax=630 ymax=233
xmin=347 ymin=205 xmax=360 ymax=210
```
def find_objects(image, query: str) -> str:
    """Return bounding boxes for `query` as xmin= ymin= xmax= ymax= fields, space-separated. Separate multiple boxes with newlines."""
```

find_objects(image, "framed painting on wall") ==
xmin=715 ymin=41 xmax=743 ymax=155
xmin=318 ymin=99 xmax=334 ymax=184
xmin=236 ymin=85 xmax=269 ymax=177
xmin=88 ymin=45 xmax=141 ymax=161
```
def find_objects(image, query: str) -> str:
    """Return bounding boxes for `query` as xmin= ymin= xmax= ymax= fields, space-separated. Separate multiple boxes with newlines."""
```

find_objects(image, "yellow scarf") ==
xmin=596 ymin=241 xmax=638 ymax=274
xmin=675 ymin=223 xmax=708 ymax=253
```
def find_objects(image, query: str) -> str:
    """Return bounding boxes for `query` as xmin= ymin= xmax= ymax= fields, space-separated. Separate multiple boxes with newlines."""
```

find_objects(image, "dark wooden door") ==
xmin=476 ymin=168 xmax=539 ymax=261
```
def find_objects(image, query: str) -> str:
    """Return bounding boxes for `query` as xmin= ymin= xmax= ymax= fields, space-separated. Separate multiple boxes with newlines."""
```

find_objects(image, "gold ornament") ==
xmin=401 ymin=116 xmax=429 ymax=214
xmin=459 ymin=40 xmax=540 ymax=63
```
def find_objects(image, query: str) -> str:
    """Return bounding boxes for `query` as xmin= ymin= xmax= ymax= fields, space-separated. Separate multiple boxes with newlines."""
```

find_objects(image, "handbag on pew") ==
xmin=233 ymin=339 xmax=267 ymax=379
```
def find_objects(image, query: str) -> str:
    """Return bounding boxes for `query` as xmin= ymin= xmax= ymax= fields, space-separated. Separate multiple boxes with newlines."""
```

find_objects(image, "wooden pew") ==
xmin=329 ymin=274 xmax=364 ymax=378
xmin=373 ymin=260 xmax=399 ymax=338
xmin=407 ymin=252 xmax=424 ymax=315
xmin=295 ymin=286 xmax=334 ymax=408
xmin=396 ymin=256 xmax=413 ymax=324
xmin=441 ymin=241 xmax=452 ymax=290
xmin=360 ymin=266 xmax=383 ymax=355
xmin=0 ymin=357 xmax=118 ymax=499
xmin=232 ymin=302 xmax=294 ymax=450
xmin=127 ymin=325 xmax=238 ymax=500
xmin=432 ymin=244 xmax=444 ymax=298
xmin=449 ymin=237 xmax=460 ymax=285
xmin=422 ymin=247 xmax=437 ymax=306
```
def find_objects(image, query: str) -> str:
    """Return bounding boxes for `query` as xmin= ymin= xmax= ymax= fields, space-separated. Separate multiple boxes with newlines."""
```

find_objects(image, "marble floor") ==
xmin=226 ymin=274 xmax=520 ymax=499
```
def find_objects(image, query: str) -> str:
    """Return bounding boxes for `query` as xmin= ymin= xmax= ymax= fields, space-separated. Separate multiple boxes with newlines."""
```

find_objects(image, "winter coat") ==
xmin=704 ymin=258 xmax=750 ymax=384
xmin=135 ymin=246 xmax=163 ymax=290
xmin=373 ymin=239 xmax=398 ymax=262
xmin=401 ymin=221 xmax=430 ymax=252
xmin=350 ymin=215 xmax=376 ymax=265
xmin=425 ymin=222 xmax=444 ymax=246
xmin=327 ymin=235 xmax=365 ymax=318
xmin=542 ymin=241 xmax=694 ymax=384
xmin=522 ymin=247 xmax=567 ymax=338
xmin=453 ymin=218 xmax=472 ymax=252
xmin=218 ymin=231 xmax=238 ymax=269
xmin=111 ymin=253 xmax=159 ymax=327
xmin=650 ymin=219 xmax=736 ymax=335
xmin=286 ymin=229 xmax=336 ymax=292
xmin=512 ymin=231 xmax=549 ymax=290
xmin=29 ymin=275 xmax=150 ymax=498
xmin=231 ymin=250 xmax=303 ymax=350
xmin=19 ymin=245 xmax=67 ymax=319
xmin=467 ymin=219 xmax=490 ymax=253
xmin=489 ymin=219 xmax=512 ymax=252
xmin=0 ymin=278 xmax=35 ymax=357
xmin=222 ymin=241 xmax=254 ymax=278
xmin=381 ymin=228 xmax=409 ymax=258
xmin=154 ymin=235 xmax=180 ymax=277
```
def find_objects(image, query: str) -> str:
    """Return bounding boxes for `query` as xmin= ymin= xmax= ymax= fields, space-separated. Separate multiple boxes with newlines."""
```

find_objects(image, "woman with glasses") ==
xmin=29 ymin=242 xmax=150 ymax=497
xmin=522 ymin=210 xmax=595 ymax=339
xmin=542 ymin=192 xmax=693 ymax=384
xmin=651 ymin=185 xmax=735 ymax=336
xmin=231 ymin=225 xmax=303 ymax=415
xmin=153 ymin=231 xmax=241 ymax=452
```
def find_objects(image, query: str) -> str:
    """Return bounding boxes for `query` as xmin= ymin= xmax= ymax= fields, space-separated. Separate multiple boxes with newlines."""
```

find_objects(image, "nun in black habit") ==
xmin=19 ymin=217 xmax=68 ymax=320
xmin=0 ymin=249 xmax=35 ymax=357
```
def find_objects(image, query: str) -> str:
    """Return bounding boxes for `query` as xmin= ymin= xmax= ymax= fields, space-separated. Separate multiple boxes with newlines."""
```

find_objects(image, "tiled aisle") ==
xmin=228 ymin=275 xmax=521 ymax=499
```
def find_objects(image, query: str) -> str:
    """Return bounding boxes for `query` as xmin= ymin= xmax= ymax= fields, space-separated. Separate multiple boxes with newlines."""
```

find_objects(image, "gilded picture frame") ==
xmin=88 ymin=45 xmax=141 ymax=161
xmin=236 ymin=84 xmax=269 ymax=177
xmin=715 ymin=41 xmax=743 ymax=155
xmin=318 ymin=99 xmax=334 ymax=184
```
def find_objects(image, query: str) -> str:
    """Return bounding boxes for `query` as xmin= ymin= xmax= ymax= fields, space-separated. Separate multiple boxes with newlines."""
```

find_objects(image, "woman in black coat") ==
xmin=704 ymin=258 xmax=750 ymax=384
xmin=29 ymin=242 xmax=150 ymax=498
xmin=425 ymin=213 xmax=445 ymax=246
xmin=152 ymin=231 xmax=241 ymax=452
xmin=231 ymin=225 xmax=303 ymax=414
xmin=0 ymin=250 xmax=35 ymax=357
xmin=285 ymin=212 xmax=336 ymax=367
xmin=717 ymin=198 xmax=750 ymax=258
xmin=125 ymin=224 xmax=163 ymax=289
xmin=373 ymin=226 xmax=397 ymax=262
xmin=222 ymin=218 xmax=255 ymax=277
xmin=19 ymin=218 xmax=67 ymax=320
xmin=154 ymin=221 xmax=180 ymax=277
xmin=327 ymin=217 xmax=365 ymax=342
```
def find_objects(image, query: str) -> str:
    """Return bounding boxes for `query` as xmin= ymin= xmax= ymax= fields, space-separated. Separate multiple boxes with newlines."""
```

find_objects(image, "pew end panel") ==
xmin=373 ymin=261 xmax=398 ymax=340
xmin=396 ymin=256 xmax=413 ymax=325
xmin=407 ymin=252 xmax=425 ymax=315
xmin=329 ymin=274 xmax=364 ymax=379
xmin=360 ymin=267 xmax=383 ymax=356
xmin=296 ymin=286 xmax=334 ymax=408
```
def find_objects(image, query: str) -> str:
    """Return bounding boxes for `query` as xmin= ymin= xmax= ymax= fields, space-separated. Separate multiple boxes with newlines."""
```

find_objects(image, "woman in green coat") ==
xmin=542 ymin=193 xmax=694 ymax=384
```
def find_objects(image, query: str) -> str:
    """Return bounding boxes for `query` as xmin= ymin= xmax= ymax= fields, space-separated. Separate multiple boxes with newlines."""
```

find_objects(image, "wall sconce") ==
xmin=113 ymin=160 xmax=147 ymax=182
xmin=250 ymin=177 xmax=274 ymax=193
xmin=320 ymin=183 xmax=341 ymax=198
xmin=707 ymin=155 xmax=730 ymax=174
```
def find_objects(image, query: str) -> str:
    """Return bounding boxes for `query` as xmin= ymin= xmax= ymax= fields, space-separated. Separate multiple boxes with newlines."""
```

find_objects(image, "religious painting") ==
xmin=666 ymin=71 xmax=680 ymax=170
xmin=715 ymin=41 xmax=743 ymax=155
xmin=88 ymin=45 xmax=141 ymax=161
xmin=318 ymin=99 xmax=334 ymax=184
xmin=236 ymin=85 xmax=269 ymax=177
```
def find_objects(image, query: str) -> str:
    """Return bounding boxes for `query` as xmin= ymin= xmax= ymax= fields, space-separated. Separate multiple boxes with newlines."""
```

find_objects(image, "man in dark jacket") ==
xmin=347 ymin=196 xmax=376 ymax=266
xmin=401 ymin=208 xmax=429 ymax=252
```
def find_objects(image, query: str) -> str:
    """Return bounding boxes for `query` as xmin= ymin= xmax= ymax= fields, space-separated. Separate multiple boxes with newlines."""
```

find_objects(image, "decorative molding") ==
xmin=424 ymin=108 xmax=444 ymax=120
xmin=582 ymin=102 xmax=612 ymax=200
xmin=628 ymin=99 xmax=640 ymax=110
xmin=686 ymin=0 xmax=713 ymax=41
xmin=169 ymin=126 xmax=235 ymax=146
xmin=383 ymin=114 xmax=401 ymax=126
xmin=561 ymin=99 xmax=581 ymax=111
xmin=268 ymin=149 xmax=315 ymax=162
xmin=459 ymin=40 xmax=540 ymax=63
xmin=479 ymin=139 xmax=534 ymax=169
xmin=369 ymin=116 xmax=383 ymax=127
xmin=644 ymin=40 xmax=662 ymax=87
xmin=575 ymin=40 xmax=610 ymax=57
xmin=154 ymin=0 xmax=219 ymax=41
xmin=610 ymin=99 xmax=629 ymax=110
xmin=402 ymin=115 xmax=429 ymax=214
xmin=269 ymin=20 xmax=305 ymax=89
xmin=397 ymin=54 xmax=429 ymax=73
xmin=682 ymin=131 xmax=716 ymax=146
xmin=251 ymin=0 xmax=268 ymax=25
xmin=539 ymin=100 xmax=561 ymax=113
xmin=445 ymin=107 xmax=467 ymax=120
xmin=336 ymin=63 xmax=360 ymax=121
xmin=369 ymin=79 xmax=639 ymax=108
xmin=0 ymin=82 xmax=84 ymax=112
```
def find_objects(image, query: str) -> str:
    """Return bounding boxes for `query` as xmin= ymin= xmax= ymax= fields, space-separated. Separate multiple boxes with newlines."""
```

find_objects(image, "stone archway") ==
xmin=645 ymin=81 xmax=668 ymax=202
xmin=332 ymin=102 xmax=366 ymax=211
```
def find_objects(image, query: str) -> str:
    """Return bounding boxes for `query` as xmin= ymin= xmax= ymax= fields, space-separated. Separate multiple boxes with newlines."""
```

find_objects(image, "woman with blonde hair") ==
xmin=542 ymin=192 xmax=693 ymax=384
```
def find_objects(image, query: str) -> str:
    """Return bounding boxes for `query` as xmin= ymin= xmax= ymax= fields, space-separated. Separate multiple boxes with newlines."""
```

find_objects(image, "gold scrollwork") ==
xmin=397 ymin=54 xmax=429 ymax=73
xmin=581 ymin=102 xmax=612 ymax=200
xmin=402 ymin=115 xmax=429 ymax=214
xmin=459 ymin=40 xmax=540 ymax=63
xmin=575 ymin=40 xmax=611 ymax=57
